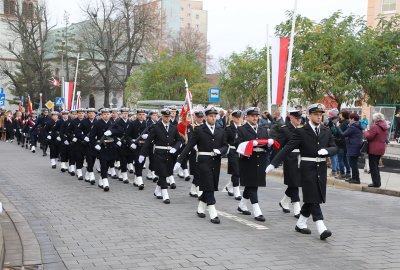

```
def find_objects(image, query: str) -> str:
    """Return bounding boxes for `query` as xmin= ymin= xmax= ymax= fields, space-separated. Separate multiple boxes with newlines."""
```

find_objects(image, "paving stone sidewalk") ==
xmin=0 ymin=142 xmax=400 ymax=270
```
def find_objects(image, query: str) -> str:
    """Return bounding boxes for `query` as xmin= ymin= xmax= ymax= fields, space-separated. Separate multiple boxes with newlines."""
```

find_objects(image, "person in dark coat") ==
xmin=31 ymin=108 xmax=50 ymax=156
xmin=89 ymin=108 xmax=118 ymax=191
xmin=44 ymin=111 xmax=60 ymax=168
xmin=175 ymin=105 xmax=228 ymax=224
xmin=266 ymin=103 xmax=337 ymax=240
xmin=364 ymin=113 xmax=388 ymax=188
xmin=77 ymin=108 xmax=97 ymax=184
xmin=68 ymin=108 xmax=86 ymax=180
xmin=336 ymin=112 xmax=363 ymax=184
xmin=273 ymin=110 xmax=303 ymax=218
xmin=63 ymin=110 xmax=78 ymax=176
xmin=224 ymin=110 xmax=243 ymax=200
xmin=335 ymin=111 xmax=351 ymax=179
xmin=3 ymin=111 xmax=14 ymax=142
xmin=139 ymin=108 xmax=183 ymax=204
xmin=57 ymin=111 xmax=70 ymax=172
xmin=145 ymin=110 xmax=159 ymax=181
xmin=28 ymin=111 xmax=39 ymax=152
xmin=235 ymin=107 xmax=276 ymax=222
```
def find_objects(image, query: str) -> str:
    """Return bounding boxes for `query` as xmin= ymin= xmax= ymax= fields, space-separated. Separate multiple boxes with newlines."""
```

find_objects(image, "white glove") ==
xmin=72 ymin=137 xmax=78 ymax=142
xmin=84 ymin=137 xmax=90 ymax=142
xmin=265 ymin=164 xmax=275 ymax=174
xmin=116 ymin=141 xmax=122 ymax=147
xmin=138 ymin=155 xmax=145 ymax=163
xmin=267 ymin=139 xmax=274 ymax=147
xmin=173 ymin=162 xmax=181 ymax=171
xmin=47 ymin=135 xmax=51 ymax=140
xmin=141 ymin=134 xmax=148 ymax=139
xmin=104 ymin=130 xmax=112 ymax=136
xmin=253 ymin=140 xmax=258 ymax=146
xmin=169 ymin=148 xmax=177 ymax=154
xmin=194 ymin=145 xmax=198 ymax=151
xmin=213 ymin=149 xmax=221 ymax=155
xmin=95 ymin=145 xmax=101 ymax=151
xmin=56 ymin=136 xmax=61 ymax=141
xmin=64 ymin=140 xmax=69 ymax=145
xmin=318 ymin=149 xmax=329 ymax=156
xmin=130 ymin=143 xmax=137 ymax=150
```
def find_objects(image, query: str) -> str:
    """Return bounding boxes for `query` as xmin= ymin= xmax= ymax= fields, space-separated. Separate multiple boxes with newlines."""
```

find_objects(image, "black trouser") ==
xmin=134 ymin=146 xmax=144 ymax=176
xmin=285 ymin=187 xmax=300 ymax=202
xmin=157 ymin=176 xmax=168 ymax=189
xmin=300 ymin=203 xmax=323 ymax=221
xmin=68 ymin=145 xmax=75 ymax=166
xmin=120 ymin=152 xmax=129 ymax=173
xmin=86 ymin=153 xmax=96 ymax=172
xmin=59 ymin=145 xmax=69 ymax=162
xmin=348 ymin=155 xmax=360 ymax=181
xmin=100 ymin=159 xmax=114 ymax=179
xmin=243 ymin=186 xmax=258 ymax=204
xmin=74 ymin=145 xmax=84 ymax=169
xmin=5 ymin=129 xmax=14 ymax=140
xmin=199 ymin=191 xmax=216 ymax=205
xmin=49 ymin=143 xmax=59 ymax=159
xmin=368 ymin=154 xmax=381 ymax=187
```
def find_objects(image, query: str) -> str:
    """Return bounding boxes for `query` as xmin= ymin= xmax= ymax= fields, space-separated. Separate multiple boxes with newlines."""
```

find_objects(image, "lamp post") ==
xmin=71 ymin=53 xmax=85 ymax=110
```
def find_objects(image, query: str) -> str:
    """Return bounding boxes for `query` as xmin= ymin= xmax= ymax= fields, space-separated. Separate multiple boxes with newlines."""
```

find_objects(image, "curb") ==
xmin=0 ymin=192 xmax=42 ymax=267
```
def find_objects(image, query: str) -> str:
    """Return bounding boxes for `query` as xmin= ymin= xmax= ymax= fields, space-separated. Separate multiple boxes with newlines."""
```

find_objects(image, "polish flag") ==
xmin=237 ymin=139 xmax=280 ymax=157
xmin=271 ymin=38 xmax=289 ymax=105
xmin=50 ymin=78 xmax=60 ymax=87
xmin=63 ymin=82 xmax=74 ymax=110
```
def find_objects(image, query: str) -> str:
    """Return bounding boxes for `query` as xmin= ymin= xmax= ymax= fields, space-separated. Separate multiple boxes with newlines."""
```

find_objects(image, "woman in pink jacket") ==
xmin=364 ymin=113 xmax=388 ymax=188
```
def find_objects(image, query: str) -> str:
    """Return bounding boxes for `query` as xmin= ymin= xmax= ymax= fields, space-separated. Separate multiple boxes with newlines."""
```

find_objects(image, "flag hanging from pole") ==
xmin=271 ymin=37 xmax=289 ymax=105
xmin=177 ymin=80 xmax=193 ymax=138
xmin=63 ymin=82 xmax=74 ymax=110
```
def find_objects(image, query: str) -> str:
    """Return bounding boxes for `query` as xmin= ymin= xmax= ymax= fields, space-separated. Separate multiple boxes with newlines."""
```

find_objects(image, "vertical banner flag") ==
xmin=63 ymin=82 xmax=74 ymax=110
xmin=27 ymin=95 xmax=33 ymax=114
xmin=271 ymin=37 xmax=289 ymax=105
xmin=177 ymin=80 xmax=193 ymax=139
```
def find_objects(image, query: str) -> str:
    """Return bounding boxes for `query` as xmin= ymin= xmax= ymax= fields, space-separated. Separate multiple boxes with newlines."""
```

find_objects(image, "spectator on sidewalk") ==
xmin=336 ymin=113 xmax=363 ymax=184
xmin=335 ymin=110 xmax=351 ymax=180
xmin=364 ymin=113 xmax=388 ymax=188
xmin=360 ymin=114 xmax=369 ymax=130
xmin=394 ymin=112 xmax=400 ymax=142
xmin=327 ymin=109 xmax=340 ymax=176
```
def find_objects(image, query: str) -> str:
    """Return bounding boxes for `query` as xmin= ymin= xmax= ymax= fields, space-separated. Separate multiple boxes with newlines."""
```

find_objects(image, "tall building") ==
xmin=367 ymin=0 xmax=400 ymax=27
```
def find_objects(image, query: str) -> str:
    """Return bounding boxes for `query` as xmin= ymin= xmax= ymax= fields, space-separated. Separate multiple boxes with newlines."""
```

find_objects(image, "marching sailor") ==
xmin=69 ymin=108 xmax=86 ymax=180
xmin=175 ymin=105 xmax=228 ymax=224
xmin=44 ymin=111 xmax=60 ymax=168
xmin=266 ymin=103 xmax=337 ymax=240
xmin=78 ymin=108 xmax=97 ymax=184
xmin=57 ymin=111 xmax=70 ymax=172
xmin=145 ymin=110 xmax=159 ymax=182
xmin=139 ymin=108 xmax=183 ymax=204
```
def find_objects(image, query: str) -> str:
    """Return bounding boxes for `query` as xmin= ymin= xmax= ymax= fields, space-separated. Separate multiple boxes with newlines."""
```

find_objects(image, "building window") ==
xmin=22 ymin=1 xmax=34 ymax=17
xmin=382 ymin=0 xmax=396 ymax=12
xmin=4 ymin=0 xmax=16 ymax=15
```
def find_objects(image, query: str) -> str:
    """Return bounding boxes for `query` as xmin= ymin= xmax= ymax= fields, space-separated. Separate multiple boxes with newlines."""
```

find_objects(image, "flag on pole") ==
xmin=63 ymin=82 xmax=74 ymax=110
xmin=27 ymin=95 xmax=33 ymax=114
xmin=177 ymin=80 xmax=193 ymax=138
xmin=50 ymin=77 xmax=60 ymax=87
xmin=271 ymin=37 xmax=289 ymax=105
xmin=38 ymin=93 xmax=43 ymax=111
xmin=76 ymin=91 xmax=81 ymax=109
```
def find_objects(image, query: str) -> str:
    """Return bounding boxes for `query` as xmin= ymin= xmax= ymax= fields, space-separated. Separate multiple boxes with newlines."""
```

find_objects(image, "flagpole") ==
xmin=39 ymin=93 xmax=42 ymax=112
xmin=71 ymin=52 xmax=80 ymax=110
xmin=184 ymin=79 xmax=195 ymax=127
xmin=266 ymin=24 xmax=272 ymax=113
xmin=281 ymin=0 xmax=298 ymax=117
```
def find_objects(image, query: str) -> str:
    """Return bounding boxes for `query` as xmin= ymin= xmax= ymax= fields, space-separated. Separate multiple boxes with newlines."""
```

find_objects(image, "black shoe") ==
xmin=170 ymin=183 xmax=176 ymax=189
xmin=235 ymin=196 xmax=242 ymax=201
xmin=163 ymin=199 xmax=170 ymax=204
xmin=111 ymin=175 xmax=118 ymax=179
xmin=84 ymin=179 xmax=90 ymax=182
xmin=185 ymin=176 xmax=191 ymax=181
xmin=294 ymin=214 xmax=300 ymax=219
xmin=344 ymin=174 xmax=351 ymax=179
xmin=210 ymin=217 xmax=220 ymax=224
xmin=52 ymin=165 xmax=56 ymax=169
xmin=42 ymin=153 xmax=47 ymax=156
xmin=254 ymin=215 xmax=265 ymax=222
xmin=295 ymin=226 xmax=311 ymax=234
xmin=279 ymin=202 xmax=290 ymax=213
xmin=78 ymin=176 xmax=83 ymax=180
xmin=320 ymin=230 xmax=332 ymax=240
xmin=197 ymin=212 xmax=206 ymax=218
xmin=61 ymin=168 xmax=66 ymax=172
xmin=118 ymin=177 xmax=123 ymax=181
xmin=189 ymin=192 xmax=198 ymax=198
xmin=90 ymin=180 xmax=95 ymax=185
xmin=154 ymin=176 xmax=159 ymax=181
xmin=139 ymin=184 xmax=144 ymax=190
xmin=348 ymin=180 xmax=360 ymax=184
xmin=129 ymin=170 xmax=134 ymax=174
xmin=237 ymin=207 xmax=251 ymax=215
xmin=335 ymin=175 xmax=346 ymax=180
xmin=153 ymin=178 xmax=158 ymax=183
xmin=154 ymin=193 xmax=162 ymax=199
xmin=368 ymin=184 xmax=380 ymax=188
xmin=70 ymin=172 xmax=75 ymax=176
xmin=98 ymin=184 xmax=103 ymax=188
xmin=103 ymin=186 xmax=109 ymax=192
xmin=225 ymin=187 xmax=234 ymax=196
xmin=123 ymin=179 xmax=129 ymax=184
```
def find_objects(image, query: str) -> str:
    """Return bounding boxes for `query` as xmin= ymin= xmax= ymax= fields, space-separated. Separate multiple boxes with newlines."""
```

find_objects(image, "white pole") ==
xmin=71 ymin=53 xmax=80 ymax=110
xmin=282 ymin=0 xmax=298 ymax=117
xmin=266 ymin=24 xmax=272 ymax=113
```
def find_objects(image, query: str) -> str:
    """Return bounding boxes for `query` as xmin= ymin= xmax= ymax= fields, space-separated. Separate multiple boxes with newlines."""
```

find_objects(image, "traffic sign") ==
xmin=0 ymin=93 xmax=5 ymax=106
xmin=209 ymin=88 xmax=220 ymax=103
xmin=55 ymin=97 xmax=64 ymax=106
xmin=45 ymin=100 xmax=54 ymax=110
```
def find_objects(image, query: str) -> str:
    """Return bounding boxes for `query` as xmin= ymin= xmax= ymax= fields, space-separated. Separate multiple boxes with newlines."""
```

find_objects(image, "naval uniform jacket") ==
xmin=274 ymin=123 xmax=302 ymax=187
xmin=43 ymin=119 xmax=57 ymax=143
xmin=271 ymin=123 xmax=337 ymax=203
xmin=235 ymin=123 xmax=270 ymax=187
xmin=129 ymin=119 xmax=148 ymax=150
xmin=89 ymin=119 xmax=118 ymax=161
xmin=178 ymin=124 xmax=228 ymax=192
xmin=111 ymin=118 xmax=132 ymax=156
xmin=77 ymin=118 xmax=97 ymax=157
xmin=225 ymin=124 xmax=240 ymax=175
xmin=141 ymin=121 xmax=183 ymax=177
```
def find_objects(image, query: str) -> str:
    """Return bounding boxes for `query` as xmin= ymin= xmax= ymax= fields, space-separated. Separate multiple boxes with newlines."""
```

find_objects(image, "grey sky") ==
xmin=47 ymin=0 xmax=368 ymax=71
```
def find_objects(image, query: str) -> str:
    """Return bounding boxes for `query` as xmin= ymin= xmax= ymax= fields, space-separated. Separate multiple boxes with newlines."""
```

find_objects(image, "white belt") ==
xmin=154 ymin=146 xmax=172 ymax=150
xmin=253 ymin=147 xmax=266 ymax=152
xmin=229 ymin=145 xmax=236 ymax=150
xmin=301 ymin=157 xmax=326 ymax=162
xmin=292 ymin=149 xmax=300 ymax=153
xmin=198 ymin=151 xmax=217 ymax=156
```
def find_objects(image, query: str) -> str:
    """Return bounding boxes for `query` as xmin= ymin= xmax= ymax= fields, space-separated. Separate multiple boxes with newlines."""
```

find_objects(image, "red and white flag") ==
xmin=271 ymin=37 xmax=289 ymax=105
xmin=237 ymin=139 xmax=280 ymax=157
xmin=63 ymin=82 xmax=74 ymax=110
xmin=50 ymin=77 xmax=60 ymax=87
xmin=27 ymin=95 xmax=33 ymax=114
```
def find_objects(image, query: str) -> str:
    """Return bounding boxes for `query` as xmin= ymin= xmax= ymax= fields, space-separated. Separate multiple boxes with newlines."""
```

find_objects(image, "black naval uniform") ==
xmin=43 ymin=118 xmax=59 ymax=164
xmin=130 ymin=119 xmax=148 ymax=178
xmin=59 ymin=117 xmax=73 ymax=172
xmin=145 ymin=118 xmax=158 ymax=180
xmin=226 ymin=123 xmax=241 ymax=193
xmin=77 ymin=117 xmax=97 ymax=180
xmin=69 ymin=117 xmax=86 ymax=178
xmin=57 ymin=117 xmax=70 ymax=171
xmin=187 ymin=123 xmax=202 ymax=196
xmin=111 ymin=117 xmax=132 ymax=182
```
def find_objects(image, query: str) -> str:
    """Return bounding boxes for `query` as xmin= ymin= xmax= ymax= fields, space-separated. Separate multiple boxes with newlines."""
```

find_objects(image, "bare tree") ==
xmin=1 ymin=0 xmax=55 ymax=105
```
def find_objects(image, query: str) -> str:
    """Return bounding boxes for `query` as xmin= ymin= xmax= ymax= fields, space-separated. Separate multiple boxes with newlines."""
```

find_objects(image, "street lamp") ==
xmin=71 ymin=53 xmax=85 ymax=110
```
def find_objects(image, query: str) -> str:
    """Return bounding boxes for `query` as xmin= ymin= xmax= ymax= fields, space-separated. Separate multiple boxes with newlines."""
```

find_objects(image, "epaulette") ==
xmin=280 ymin=125 xmax=287 ymax=128
xmin=297 ymin=125 xmax=304 ymax=128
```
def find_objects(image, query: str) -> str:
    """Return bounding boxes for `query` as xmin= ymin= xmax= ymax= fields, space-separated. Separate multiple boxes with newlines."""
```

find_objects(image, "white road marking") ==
xmin=217 ymin=210 xmax=269 ymax=230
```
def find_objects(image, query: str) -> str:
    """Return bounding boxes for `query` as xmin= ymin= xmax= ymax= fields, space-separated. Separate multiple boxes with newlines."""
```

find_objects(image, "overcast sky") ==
xmin=46 ymin=0 xmax=368 ymax=72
